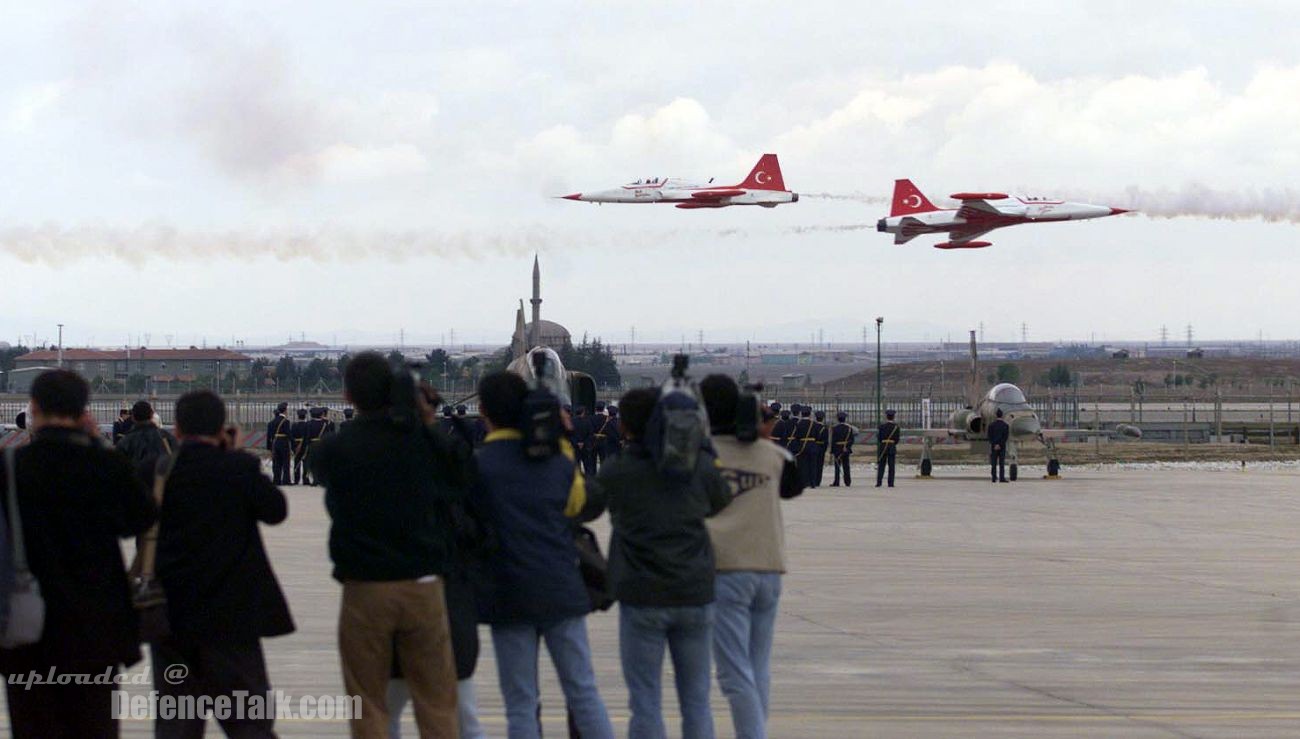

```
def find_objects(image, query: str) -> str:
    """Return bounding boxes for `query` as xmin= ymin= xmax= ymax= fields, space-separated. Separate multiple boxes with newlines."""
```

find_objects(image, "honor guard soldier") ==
xmin=290 ymin=408 xmax=309 ymax=484
xmin=772 ymin=405 xmax=793 ymax=448
xmin=439 ymin=405 xmax=455 ymax=434
xmin=812 ymin=410 xmax=830 ymax=488
xmin=591 ymin=401 xmax=616 ymax=471
xmin=340 ymin=407 xmax=355 ymax=430
xmin=266 ymin=402 xmax=293 ymax=485
xmin=604 ymin=404 xmax=624 ymax=459
xmin=988 ymin=408 xmax=1011 ymax=483
xmin=301 ymin=407 xmax=332 ymax=486
xmin=572 ymin=405 xmax=594 ymax=473
xmin=831 ymin=412 xmax=856 ymax=487
xmin=789 ymin=405 xmax=817 ymax=488
xmin=876 ymin=409 xmax=901 ymax=488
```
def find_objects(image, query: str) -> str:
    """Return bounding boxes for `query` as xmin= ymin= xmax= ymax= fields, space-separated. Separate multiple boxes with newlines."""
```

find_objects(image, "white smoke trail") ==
xmin=801 ymin=192 xmax=888 ymax=204
xmin=1106 ymin=184 xmax=1300 ymax=224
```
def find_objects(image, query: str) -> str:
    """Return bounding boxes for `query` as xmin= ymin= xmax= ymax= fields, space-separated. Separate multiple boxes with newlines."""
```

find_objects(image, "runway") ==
xmin=104 ymin=465 xmax=1300 ymax=737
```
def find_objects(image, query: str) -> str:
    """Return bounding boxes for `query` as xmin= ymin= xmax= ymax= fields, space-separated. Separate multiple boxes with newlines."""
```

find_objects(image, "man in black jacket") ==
xmin=0 ymin=370 xmax=155 ymax=738
xmin=585 ymin=388 xmax=731 ymax=739
xmin=988 ymin=408 xmax=1011 ymax=483
xmin=152 ymin=390 xmax=294 ymax=738
xmin=312 ymin=352 xmax=476 ymax=738
xmin=116 ymin=400 xmax=178 ymax=473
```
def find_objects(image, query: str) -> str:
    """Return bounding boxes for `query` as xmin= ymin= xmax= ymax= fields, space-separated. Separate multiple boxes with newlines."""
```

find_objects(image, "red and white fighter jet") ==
xmin=560 ymin=154 xmax=798 ymax=209
xmin=876 ymin=179 xmax=1129 ymax=248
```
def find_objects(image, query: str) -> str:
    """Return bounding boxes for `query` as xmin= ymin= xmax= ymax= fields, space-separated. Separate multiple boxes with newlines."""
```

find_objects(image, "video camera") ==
xmin=389 ymin=358 xmax=437 ymax=431
xmin=734 ymin=382 xmax=765 ymax=443
xmin=520 ymin=350 xmax=564 ymax=460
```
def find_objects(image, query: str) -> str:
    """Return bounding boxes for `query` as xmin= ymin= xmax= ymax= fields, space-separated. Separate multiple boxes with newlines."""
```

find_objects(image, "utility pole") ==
xmin=1160 ymin=325 xmax=1169 ymax=346
xmin=978 ymin=321 xmax=985 ymax=344
xmin=1021 ymin=322 xmax=1028 ymax=346
xmin=57 ymin=324 xmax=64 ymax=367
xmin=875 ymin=317 xmax=884 ymax=425
xmin=1186 ymin=323 xmax=1194 ymax=348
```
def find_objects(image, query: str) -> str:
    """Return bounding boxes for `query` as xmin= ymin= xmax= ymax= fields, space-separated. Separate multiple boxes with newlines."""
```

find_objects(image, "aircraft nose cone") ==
xmin=1010 ymin=416 xmax=1041 ymax=437
xmin=1109 ymin=207 xmax=1130 ymax=215
xmin=560 ymin=193 xmax=583 ymax=201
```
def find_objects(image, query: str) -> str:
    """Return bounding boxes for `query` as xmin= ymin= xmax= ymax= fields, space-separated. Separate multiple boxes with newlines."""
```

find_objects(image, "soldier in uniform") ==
xmin=590 ymin=401 xmax=616 ymax=472
xmin=439 ymin=405 xmax=455 ymax=434
xmin=771 ymin=404 xmax=792 ymax=448
xmin=812 ymin=410 xmax=830 ymax=488
xmin=988 ymin=408 xmax=1011 ymax=483
xmin=266 ymin=402 xmax=293 ymax=485
xmin=876 ymin=409 xmax=901 ymax=488
xmin=604 ymin=404 xmax=623 ymax=459
xmin=301 ymin=407 xmax=332 ymax=486
xmin=788 ymin=405 xmax=816 ymax=489
xmin=340 ymin=407 xmax=355 ymax=430
xmin=571 ymin=405 xmax=594 ymax=474
xmin=290 ymin=408 xmax=309 ymax=484
xmin=830 ymin=412 xmax=856 ymax=487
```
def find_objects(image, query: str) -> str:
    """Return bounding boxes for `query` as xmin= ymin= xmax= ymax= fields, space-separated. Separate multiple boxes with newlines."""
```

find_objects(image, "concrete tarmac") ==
xmin=103 ymin=465 xmax=1300 ymax=737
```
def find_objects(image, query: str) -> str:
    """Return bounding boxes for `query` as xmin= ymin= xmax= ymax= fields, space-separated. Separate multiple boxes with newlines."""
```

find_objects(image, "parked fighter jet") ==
xmin=876 ymin=179 xmax=1129 ymax=248
xmin=914 ymin=331 xmax=1140 ymax=479
xmin=559 ymin=154 xmax=798 ymax=209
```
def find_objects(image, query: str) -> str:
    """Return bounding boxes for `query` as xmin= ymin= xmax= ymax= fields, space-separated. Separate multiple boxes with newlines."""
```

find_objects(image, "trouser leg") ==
xmin=667 ymin=605 xmax=715 ymax=739
xmin=394 ymin=579 xmax=459 ymax=738
xmin=543 ymin=617 xmax=614 ymax=739
xmin=620 ymin=605 xmax=668 ymax=739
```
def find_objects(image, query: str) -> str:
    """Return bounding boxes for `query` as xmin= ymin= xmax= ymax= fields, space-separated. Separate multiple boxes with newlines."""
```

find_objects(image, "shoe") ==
xmin=999 ymin=479 xmax=1009 ymax=483
xmin=888 ymin=484 xmax=894 ymax=488
xmin=875 ymin=483 xmax=882 ymax=488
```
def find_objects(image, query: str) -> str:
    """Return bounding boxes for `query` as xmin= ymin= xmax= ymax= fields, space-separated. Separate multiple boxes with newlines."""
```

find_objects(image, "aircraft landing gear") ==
xmin=1009 ymin=464 xmax=1018 ymax=481
xmin=918 ymin=436 xmax=934 ymax=478
xmin=1007 ymin=439 xmax=1019 ymax=482
xmin=1044 ymin=437 xmax=1062 ymax=479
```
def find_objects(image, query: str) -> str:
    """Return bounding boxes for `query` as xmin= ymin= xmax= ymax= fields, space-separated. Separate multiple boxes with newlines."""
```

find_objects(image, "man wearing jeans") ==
xmin=585 ymin=387 xmax=731 ymax=739
xmin=700 ymin=375 xmax=806 ymax=739
xmin=470 ymin=372 xmax=614 ymax=739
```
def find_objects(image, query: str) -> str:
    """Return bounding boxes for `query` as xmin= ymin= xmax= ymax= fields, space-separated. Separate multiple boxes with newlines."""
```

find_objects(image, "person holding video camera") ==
xmin=584 ymin=377 xmax=731 ymax=739
xmin=469 ymin=370 xmax=615 ymax=739
xmin=311 ymin=352 xmax=476 ymax=738
xmin=699 ymin=375 xmax=804 ymax=739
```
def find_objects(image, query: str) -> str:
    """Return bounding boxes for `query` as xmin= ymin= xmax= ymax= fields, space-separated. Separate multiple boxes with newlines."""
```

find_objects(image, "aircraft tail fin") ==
xmin=891 ymin=179 xmax=940 ymax=217
xmin=737 ymin=154 xmax=786 ymax=191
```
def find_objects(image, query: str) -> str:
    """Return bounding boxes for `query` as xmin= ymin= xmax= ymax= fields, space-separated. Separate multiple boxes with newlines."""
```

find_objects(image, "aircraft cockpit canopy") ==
xmin=988 ymin=383 xmax=1030 ymax=407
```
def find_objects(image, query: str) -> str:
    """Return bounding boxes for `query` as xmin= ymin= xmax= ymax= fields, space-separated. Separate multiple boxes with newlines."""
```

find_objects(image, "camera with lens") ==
xmin=521 ymin=351 xmax=563 ymax=460
xmin=390 ymin=358 xmax=435 ymax=431
xmin=734 ymin=382 xmax=766 ymax=443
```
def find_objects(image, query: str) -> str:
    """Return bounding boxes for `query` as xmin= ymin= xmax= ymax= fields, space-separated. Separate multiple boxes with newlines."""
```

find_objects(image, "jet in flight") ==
xmin=560 ymin=154 xmax=798 ymax=209
xmin=876 ymin=179 xmax=1129 ymax=248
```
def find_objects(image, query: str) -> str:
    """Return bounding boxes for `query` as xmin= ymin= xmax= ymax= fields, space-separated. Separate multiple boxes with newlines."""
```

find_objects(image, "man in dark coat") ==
xmin=116 ymin=399 xmax=178 ymax=474
xmin=788 ymin=406 xmax=817 ymax=489
xmin=266 ymin=401 xmax=293 ymax=485
xmin=988 ymin=408 xmax=1011 ymax=483
xmin=112 ymin=408 xmax=133 ymax=443
xmin=301 ymin=407 xmax=333 ymax=486
xmin=0 ymin=370 xmax=155 ymax=738
xmin=571 ymin=405 xmax=593 ymax=474
xmin=153 ymin=390 xmax=294 ymax=738
xmin=290 ymin=408 xmax=310 ymax=485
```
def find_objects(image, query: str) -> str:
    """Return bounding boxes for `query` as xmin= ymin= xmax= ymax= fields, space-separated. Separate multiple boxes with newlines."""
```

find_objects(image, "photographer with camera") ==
xmin=148 ymin=389 xmax=295 ymax=738
xmin=583 ymin=357 xmax=731 ymax=739
xmin=699 ymin=375 xmax=805 ymax=739
xmin=311 ymin=352 xmax=476 ymax=738
xmin=468 ymin=369 xmax=615 ymax=739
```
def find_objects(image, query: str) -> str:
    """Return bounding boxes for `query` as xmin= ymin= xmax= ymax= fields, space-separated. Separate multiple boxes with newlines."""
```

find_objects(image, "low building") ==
xmin=14 ymin=348 xmax=255 ymax=385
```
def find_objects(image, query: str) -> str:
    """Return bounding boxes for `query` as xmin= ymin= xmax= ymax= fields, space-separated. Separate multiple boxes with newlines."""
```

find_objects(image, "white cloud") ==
xmin=5 ymin=81 xmax=67 ymax=133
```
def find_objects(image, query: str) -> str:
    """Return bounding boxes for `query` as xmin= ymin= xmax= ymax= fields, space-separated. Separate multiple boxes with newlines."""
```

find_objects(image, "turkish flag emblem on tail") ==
xmin=737 ymin=154 xmax=786 ymax=191
xmin=891 ymin=179 xmax=940 ymax=216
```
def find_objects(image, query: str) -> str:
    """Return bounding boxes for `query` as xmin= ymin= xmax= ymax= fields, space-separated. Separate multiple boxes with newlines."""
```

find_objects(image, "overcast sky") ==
xmin=3 ymin=1 xmax=1300 ymax=349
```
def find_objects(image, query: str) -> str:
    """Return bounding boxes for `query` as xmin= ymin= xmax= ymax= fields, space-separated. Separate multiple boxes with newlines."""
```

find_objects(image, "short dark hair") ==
xmin=344 ymin=352 xmax=393 ymax=413
xmin=175 ymin=390 xmax=226 ymax=436
xmin=478 ymin=371 xmax=527 ymax=429
xmin=131 ymin=400 xmax=154 ymax=423
xmin=617 ymin=388 xmax=659 ymax=440
xmin=30 ymin=370 xmax=88 ymax=420
xmin=119 ymin=408 xmax=130 ymax=417
xmin=700 ymin=374 xmax=739 ymax=432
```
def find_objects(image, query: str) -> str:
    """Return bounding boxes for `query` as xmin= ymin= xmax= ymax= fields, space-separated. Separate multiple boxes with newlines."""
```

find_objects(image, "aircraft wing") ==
xmin=955 ymin=200 xmax=1002 ymax=220
xmin=689 ymin=189 xmax=746 ymax=201
xmin=946 ymin=226 xmax=996 ymax=244
xmin=1042 ymin=425 xmax=1142 ymax=440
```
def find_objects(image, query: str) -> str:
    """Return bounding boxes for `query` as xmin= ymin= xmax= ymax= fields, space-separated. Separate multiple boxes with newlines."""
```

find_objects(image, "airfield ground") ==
xmin=77 ymin=465 xmax=1300 ymax=738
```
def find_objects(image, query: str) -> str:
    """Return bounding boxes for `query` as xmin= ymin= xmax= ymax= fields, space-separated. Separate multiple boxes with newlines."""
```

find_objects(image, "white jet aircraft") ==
xmin=560 ymin=154 xmax=798 ymax=209
xmin=876 ymin=179 xmax=1129 ymax=248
